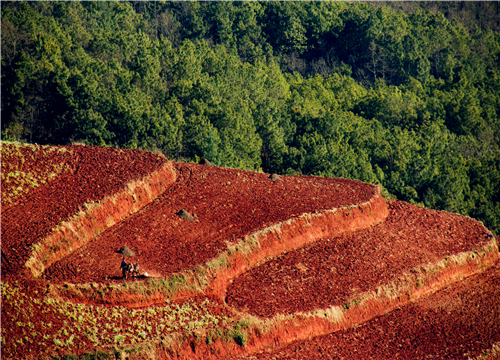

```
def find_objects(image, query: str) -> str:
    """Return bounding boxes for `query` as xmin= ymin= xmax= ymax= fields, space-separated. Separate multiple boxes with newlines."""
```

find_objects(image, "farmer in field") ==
xmin=120 ymin=257 xmax=128 ymax=279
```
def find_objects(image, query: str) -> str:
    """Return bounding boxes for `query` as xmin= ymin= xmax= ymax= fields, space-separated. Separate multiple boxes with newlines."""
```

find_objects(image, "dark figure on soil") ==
xmin=127 ymin=262 xmax=140 ymax=278
xmin=120 ymin=257 xmax=128 ymax=279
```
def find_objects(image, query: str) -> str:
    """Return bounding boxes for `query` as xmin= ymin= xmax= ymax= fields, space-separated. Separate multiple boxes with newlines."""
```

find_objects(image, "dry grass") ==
xmin=25 ymin=163 xmax=176 ymax=278
xmin=316 ymin=305 xmax=345 ymax=324
xmin=474 ymin=341 xmax=500 ymax=359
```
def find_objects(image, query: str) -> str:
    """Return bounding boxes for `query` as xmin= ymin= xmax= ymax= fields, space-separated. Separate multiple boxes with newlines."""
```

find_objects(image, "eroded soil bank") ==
xmin=43 ymin=163 xmax=378 ymax=284
xmin=237 ymin=260 xmax=500 ymax=360
xmin=226 ymin=199 xmax=496 ymax=317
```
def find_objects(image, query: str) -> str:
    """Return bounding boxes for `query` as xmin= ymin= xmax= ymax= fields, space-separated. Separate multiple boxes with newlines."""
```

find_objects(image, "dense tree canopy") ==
xmin=2 ymin=1 xmax=499 ymax=234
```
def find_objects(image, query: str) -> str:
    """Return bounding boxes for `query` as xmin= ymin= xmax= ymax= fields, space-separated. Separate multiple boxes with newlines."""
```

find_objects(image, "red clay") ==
xmin=42 ymin=163 xmax=377 ymax=284
xmin=241 ymin=260 xmax=500 ymax=360
xmin=226 ymin=200 xmax=494 ymax=317
xmin=2 ymin=143 xmax=498 ymax=360
xmin=1 ymin=144 xmax=167 ymax=279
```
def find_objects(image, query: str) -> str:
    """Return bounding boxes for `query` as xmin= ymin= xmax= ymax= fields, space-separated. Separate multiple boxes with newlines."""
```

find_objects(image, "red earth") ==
xmin=42 ymin=162 xmax=377 ymax=284
xmin=1 ymin=145 xmax=167 ymax=279
xmin=225 ymin=199 xmax=493 ymax=317
xmin=236 ymin=260 xmax=500 ymax=360
xmin=1 ymin=144 xmax=76 ymax=207
xmin=2 ymin=143 xmax=499 ymax=359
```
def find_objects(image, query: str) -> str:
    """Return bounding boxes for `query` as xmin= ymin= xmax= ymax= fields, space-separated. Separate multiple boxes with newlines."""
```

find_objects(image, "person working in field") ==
xmin=120 ymin=257 xmax=128 ymax=279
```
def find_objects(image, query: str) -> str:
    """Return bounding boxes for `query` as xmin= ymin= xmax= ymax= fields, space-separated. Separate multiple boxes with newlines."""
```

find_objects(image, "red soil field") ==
xmin=1 ymin=144 xmax=167 ymax=279
xmin=2 ymin=143 xmax=498 ymax=359
xmin=1 ymin=144 xmax=77 ymax=207
xmin=43 ymin=162 xmax=377 ymax=284
xmin=226 ymin=199 xmax=494 ymax=317
xmin=1 ymin=276 xmax=233 ymax=360
xmin=240 ymin=260 xmax=500 ymax=360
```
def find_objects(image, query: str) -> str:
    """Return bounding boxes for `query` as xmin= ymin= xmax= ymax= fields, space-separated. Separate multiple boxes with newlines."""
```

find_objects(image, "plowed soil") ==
xmin=1 ymin=145 xmax=167 ymax=279
xmin=1 ymin=144 xmax=76 ymax=207
xmin=2 ymin=143 xmax=498 ymax=360
xmin=226 ymin=200 xmax=493 ymax=317
xmin=241 ymin=261 xmax=500 ymax=360
xmin=43 ymin=163 xmax=377 ymax=284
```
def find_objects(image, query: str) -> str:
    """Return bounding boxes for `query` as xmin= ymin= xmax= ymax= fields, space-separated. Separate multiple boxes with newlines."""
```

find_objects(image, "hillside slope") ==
xmin=236 ymin=261 xmax=500 ymax=360
xmin=1 ymin=143 xmax=498 ymax=360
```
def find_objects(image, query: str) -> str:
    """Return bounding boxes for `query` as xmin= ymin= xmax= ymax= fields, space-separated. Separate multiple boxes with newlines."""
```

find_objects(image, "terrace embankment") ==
xmin=0 ymin=144 xmax=172 ymax=280
xmin=26 ymin=161 xmax=176 ymax=278
xmin=227 ymin=200 xmax=496 ymax=317
xmin=45 ymin=164 xmax=388 ymax=307
xmin=196 ymin=200 xmax=498 ymax=359
xmin=124 ymin=248 xmax=498 ymax=360
xmin=163 ymin=208 xmax=498 ymax=360
xmin=51 ymin=192 xmax=388 ymax=308
xmin=206 ymin=192 xmax=388 ymax=300
xmin=237 ymin=260 xmax=500 ymax=360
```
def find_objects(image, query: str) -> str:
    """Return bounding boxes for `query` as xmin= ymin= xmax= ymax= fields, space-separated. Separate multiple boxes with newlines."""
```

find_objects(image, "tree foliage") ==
xmin=2 ymin=1 xmax=499 ymax=234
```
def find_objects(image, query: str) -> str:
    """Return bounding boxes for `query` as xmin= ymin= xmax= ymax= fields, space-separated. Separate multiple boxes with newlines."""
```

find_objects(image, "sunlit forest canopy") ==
xmin=2 ymin=1 xmax=499 ymax=234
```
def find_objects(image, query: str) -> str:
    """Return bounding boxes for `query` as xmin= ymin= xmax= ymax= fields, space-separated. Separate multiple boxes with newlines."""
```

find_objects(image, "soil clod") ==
xmin=117 ymin=245 xmax=135 ymax=257
xmin=177 ymin=209 xmax=196 ymax=221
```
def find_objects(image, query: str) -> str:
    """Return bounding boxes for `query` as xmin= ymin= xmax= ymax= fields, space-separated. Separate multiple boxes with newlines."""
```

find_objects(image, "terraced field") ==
xmin=43 ymin=161 xmax=379 ymax=285
xmin=1 ymin=143 xmax=169 ymax=279
xmin=1 ymin=142 xmax=498 ymax=360
xmin=238 ymin=261 xmax=500 ymax=360
xmin=226 ymin=199 xmax=492 ymax=317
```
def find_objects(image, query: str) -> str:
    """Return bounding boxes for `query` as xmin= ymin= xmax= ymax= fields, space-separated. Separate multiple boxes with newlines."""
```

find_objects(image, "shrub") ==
xmin=228 ymin=324 xmax=247 ymax=347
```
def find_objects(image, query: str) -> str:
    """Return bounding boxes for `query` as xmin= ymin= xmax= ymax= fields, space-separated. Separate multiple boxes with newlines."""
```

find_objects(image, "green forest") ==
xmin=2 ymin=1 xmax=499 ymax=234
